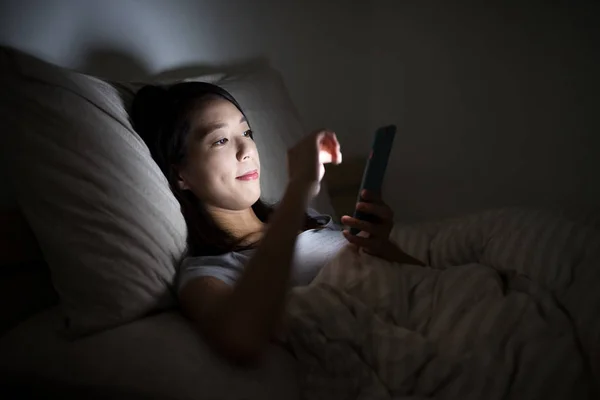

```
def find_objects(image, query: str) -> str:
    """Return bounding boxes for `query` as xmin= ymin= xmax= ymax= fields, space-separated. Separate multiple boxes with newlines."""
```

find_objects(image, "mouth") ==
xmin=236 ymin=169 xmax=259 ymax=181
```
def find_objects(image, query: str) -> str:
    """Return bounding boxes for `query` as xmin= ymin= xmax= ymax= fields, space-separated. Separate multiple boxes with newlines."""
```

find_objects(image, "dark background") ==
xmin=1 ymin=0 xmax=598 ymax=222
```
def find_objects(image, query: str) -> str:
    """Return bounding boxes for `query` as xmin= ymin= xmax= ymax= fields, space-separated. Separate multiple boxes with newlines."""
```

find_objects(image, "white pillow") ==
xmin=0 ymin=48 xmax=188 ymax=337
xmin=0 ymin=46 xmax=334 ymax=337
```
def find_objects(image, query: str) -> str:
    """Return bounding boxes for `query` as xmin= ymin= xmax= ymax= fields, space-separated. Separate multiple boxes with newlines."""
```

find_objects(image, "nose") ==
xmin=236 ymin=137 xmax=254 ymax=162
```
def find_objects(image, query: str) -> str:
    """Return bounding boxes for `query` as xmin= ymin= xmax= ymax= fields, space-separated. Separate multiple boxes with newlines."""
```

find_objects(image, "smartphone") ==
xmin=349 ymin=125 xmax=396 ymax=235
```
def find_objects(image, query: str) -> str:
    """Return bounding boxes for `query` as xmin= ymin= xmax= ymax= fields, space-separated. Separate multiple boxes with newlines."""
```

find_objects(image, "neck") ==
xmin=205 ymin=204 xmax=265 ymax=245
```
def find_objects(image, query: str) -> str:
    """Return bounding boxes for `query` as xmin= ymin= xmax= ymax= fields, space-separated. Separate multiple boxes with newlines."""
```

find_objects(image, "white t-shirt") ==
xmin=177 ymin=209 xmax=346 ymax=293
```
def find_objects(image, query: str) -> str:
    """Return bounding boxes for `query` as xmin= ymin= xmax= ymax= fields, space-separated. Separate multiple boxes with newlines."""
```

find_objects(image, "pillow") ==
xmin=0 ymin=47 xmax=335 ymax=337
xmin=0 ymin=48 xmax=188 ymax=337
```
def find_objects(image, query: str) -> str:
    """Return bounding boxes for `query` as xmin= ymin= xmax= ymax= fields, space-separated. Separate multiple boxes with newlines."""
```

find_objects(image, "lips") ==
xmin=236 ymin=169 xmax=259 ymax=181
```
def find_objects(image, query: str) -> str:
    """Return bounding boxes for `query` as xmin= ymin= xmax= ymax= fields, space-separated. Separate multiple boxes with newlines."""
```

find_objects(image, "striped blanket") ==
xmin=279 ymin=208 xmax=600 ymax=400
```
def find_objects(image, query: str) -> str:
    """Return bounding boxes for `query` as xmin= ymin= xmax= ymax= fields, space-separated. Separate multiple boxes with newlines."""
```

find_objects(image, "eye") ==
xmin=243 ymin=129 xmax=254 ymax=139
xmin=212 ymin=138 xmax=228 ymax=147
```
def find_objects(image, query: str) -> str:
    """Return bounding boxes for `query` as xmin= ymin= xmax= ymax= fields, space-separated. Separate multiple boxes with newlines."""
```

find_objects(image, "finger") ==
xmin=356 ymin=201 xmax=393 ymax=220
xmin=342 ymin=229 xmax=377 ymax=248
xmin=340 ymin=215 xmax=386 ymax=237
xmin=317 ymin=131 xmax=336 ymax=164
xmin=321 ymin=131 xmax=341 ymax=165
xmin=318 ymin=130 xmax=340 ymax=163
xmin=357 ymin=230 xmax=370 ymax=239
xmin=361 ymin=189 xmax=382 ymax=203
xmin=330 ymin=131 xmax=342 ymax=165
xmin=319 ymin=149 xmax=333 ymax=164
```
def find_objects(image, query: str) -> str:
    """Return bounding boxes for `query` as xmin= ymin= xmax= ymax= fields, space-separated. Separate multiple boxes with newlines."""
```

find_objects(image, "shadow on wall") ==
xmin=77 ymin=46 xmax=270 ymax=83
xmin=76 ymin=46 xmax=273 ymax=120
xmin=151 ymin=56 xmax=270 ymax=83
xmin=77 ymin=47 xmax=151 ymax=81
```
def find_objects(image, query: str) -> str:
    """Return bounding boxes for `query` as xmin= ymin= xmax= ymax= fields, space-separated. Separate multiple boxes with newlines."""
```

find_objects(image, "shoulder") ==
xmin=178 ymin=251 xmax=251 ymax=291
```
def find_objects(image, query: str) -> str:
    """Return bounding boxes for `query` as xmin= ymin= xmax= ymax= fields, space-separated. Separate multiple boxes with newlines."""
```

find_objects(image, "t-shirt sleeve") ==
xmin=177 ymin=252 xmax=246 ymax=293
xmin=306 ymin=207 xmax=340 ymax=231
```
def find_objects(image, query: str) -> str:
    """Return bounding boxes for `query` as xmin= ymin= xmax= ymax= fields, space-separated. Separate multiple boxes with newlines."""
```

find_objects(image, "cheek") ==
xmin=195 ymin=151 xmax=235 ymax=186
xmin=252 ymin=143 xmax=260 ymax=166
xmin=210 ymin=151 xmax=236 ymax=179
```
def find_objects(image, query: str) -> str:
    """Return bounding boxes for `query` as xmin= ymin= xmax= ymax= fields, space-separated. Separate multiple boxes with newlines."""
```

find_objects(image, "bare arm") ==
xmin=180 ymin=181 xmax=311 ymax=364
xmin=179 ymin=130 xmax=342 ymax=365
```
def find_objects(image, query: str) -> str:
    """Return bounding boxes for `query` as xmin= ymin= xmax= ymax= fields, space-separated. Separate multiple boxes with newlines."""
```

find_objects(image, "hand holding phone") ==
xmin=349 ymin=125 xmax=396 ymax=235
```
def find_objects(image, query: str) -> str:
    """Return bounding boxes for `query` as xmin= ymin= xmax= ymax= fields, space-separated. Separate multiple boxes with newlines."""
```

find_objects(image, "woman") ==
xmin=132 ymin=82 xmax=423 ymax=364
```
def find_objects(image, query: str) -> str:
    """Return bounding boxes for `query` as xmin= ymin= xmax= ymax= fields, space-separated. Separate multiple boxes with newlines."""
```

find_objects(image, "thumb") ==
xmin=319 ymin=149 xmax=333 ymax=164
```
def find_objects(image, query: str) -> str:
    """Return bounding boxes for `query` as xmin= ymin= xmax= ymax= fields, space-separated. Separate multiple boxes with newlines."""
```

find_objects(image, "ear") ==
xmin=177 ymin=177 xmax=190 ymax=191
xmin=173 ymin=166 xmax=191 ymax=191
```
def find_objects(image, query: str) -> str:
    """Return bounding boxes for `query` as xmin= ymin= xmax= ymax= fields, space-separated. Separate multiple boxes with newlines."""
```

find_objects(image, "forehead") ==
xmin=191 ymin=97 xmax=244 ymax=125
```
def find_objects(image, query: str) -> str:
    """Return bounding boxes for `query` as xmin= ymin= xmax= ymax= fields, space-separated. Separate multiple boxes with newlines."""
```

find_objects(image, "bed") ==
xmin=1 ymin=46 xmax=598 ymax=399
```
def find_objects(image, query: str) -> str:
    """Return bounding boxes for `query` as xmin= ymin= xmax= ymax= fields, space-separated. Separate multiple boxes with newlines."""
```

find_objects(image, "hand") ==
xmin=341 ymin=189 xmax=394 ymax=254
xmin=287 ymin=129 xmax=342 ymax=198
xmin=341 ymin=190 xmax=425 ymax=266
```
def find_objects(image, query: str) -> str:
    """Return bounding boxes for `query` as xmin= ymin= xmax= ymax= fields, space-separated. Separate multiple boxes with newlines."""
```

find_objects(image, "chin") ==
xmin=245 ymin=181 xmax=261 ymax=198
xmin=225 ymin=179 xmax=261 ymax=209
xmin=248 ymin=189 xmax=261 ymax=206
xmin=235 ymin=190 xmax=261 ymax=210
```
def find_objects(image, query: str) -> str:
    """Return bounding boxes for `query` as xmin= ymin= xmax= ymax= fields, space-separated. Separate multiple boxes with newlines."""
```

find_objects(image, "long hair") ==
xmin=131 ymin=82 xmax=319 ymax=257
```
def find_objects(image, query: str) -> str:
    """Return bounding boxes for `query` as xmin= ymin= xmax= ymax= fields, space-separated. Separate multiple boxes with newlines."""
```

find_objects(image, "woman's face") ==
xmin=177 ymin=97 xmax=261 ymax=210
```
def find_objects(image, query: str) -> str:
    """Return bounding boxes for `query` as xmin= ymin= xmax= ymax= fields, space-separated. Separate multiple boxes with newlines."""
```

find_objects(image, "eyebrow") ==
xmin=199 ymin=116 xmax=248 ymax=137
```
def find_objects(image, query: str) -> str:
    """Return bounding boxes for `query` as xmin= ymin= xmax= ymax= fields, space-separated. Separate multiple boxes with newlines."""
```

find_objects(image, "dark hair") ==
xmin=131 ymin=82 xmax=319 ymax=257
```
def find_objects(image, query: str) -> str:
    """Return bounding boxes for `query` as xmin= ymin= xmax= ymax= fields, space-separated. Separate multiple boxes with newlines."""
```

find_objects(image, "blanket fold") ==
xmin=279 ymin=208 xmax=599 ymax=400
